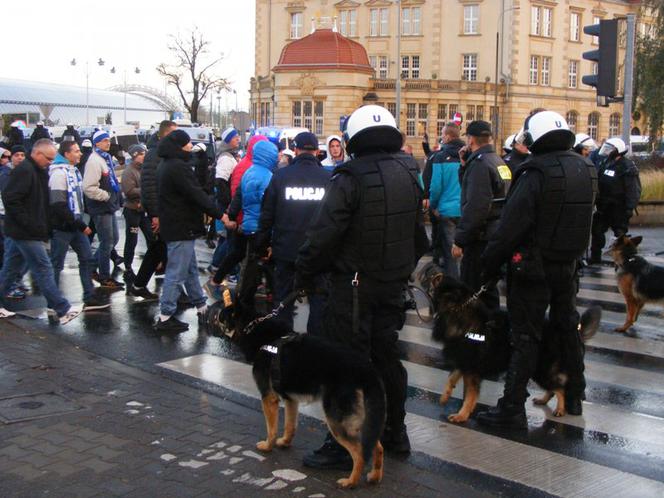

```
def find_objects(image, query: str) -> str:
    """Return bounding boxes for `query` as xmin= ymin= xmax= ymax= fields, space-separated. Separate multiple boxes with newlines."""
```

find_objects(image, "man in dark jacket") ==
xmin=589 ymin=137 xmax=641 ymax=264
xmin=0 ymin=139 xmax=81 ymax=324
xmin=452 ymin=121 xmax=511 ymax=310
xmin=256 ymin=132 xmax=331 ymax=332
xmin=61 ymin=124 xmax=82 ymax=145
xmin=127 ymin=120 xmax=177 ymax=299
xmin=30 ymin=122 xmax=51 ymax=143
xmin=295 ymin=105 xmax=428 ymax=465
xmin=154 ymin=130 xmax=222 ymax=333
xmin=477 ymin=111 xmax=597 ymax=427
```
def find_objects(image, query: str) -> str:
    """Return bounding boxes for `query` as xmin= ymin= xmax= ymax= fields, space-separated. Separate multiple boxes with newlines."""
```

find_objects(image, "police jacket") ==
xmin=428 ymin=139 xmax=464 ymax=218
xmin=503 ymin=149 xmax=529 ymax=177
xmin=257 ymin=153 xmax=331 ymax=262
xmin=454 ymin=145 xmax=510 ymax=248
xmin=597 ymin=155 xmax=641 ymax=210
xmin=61 ymin=127 xmax=82 ymax=144
xmin=140 ymin=133 xmax=160 ymax=218
xmin=481 ymin=150 xmax=597 ymax=276
xmin=156 ymin=134 xmax=222 ymax=242
xmin=30 ymin=125 xmax=51 ymax=142
xmin=239 ymin=141 xmax=278 ymax=234
xmin=296 ymin=151 xmax=428 ymax=283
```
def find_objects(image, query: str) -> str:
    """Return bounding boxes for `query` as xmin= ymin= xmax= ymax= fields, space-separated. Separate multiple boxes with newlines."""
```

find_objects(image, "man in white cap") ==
xmin=31 ymin=121 xmax=51 ymax=143
xmin=214 ymin=127 xmax=240 ymax=212
xmin=82 ymin=130 xmax=124 ymax=289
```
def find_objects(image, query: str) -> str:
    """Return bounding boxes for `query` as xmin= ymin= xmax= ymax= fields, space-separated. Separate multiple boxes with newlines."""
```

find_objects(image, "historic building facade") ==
xmin=250 ymin=0 xmax=646 ymax=151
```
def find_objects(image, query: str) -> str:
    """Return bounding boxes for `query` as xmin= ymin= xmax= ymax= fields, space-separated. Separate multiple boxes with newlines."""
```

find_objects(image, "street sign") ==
xmin=453 ymin=113 xmax=463 ymax=126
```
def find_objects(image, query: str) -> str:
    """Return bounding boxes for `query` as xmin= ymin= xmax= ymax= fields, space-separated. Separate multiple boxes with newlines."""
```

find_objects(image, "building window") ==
xmin=290 ymin=12 xmax=303 ymax=39
xmin=591 ymin=16 xmax=600 ymax=45
xmin=401 ymin=55 xmax=420 ymax=79
xmin=568 ymin=60 xmax=579 ymax=88
xmin=541 ymin=56 xmax=551 ymax=86
xmin=477 ymin=105 xmax=484 ymax=121
xmin=490 ymin=106 xmax=497 ymax=125
xmin=609 ymin=113 xmax=621 ymax=137
xmin=370 ymin=55 xmax=389 ymax=79
xmin=466 ymin=105 xmax=475 ymax=122
xmin=531 ymin=6 xmax=553 ymax=37
xmin=260 ymin=102 xmax=271 ymax=127
xmin=566 ymin=111 xmax=578 ymax=133
xmin=406 ymin=103 xmax=417 ymax=137
xmin=570 ymin=12 xmax=581 ymax=41
xmin=418 ymin=103 xmax=428 ymax=136
xmin=462 ymin=54 xmax=478 ymax=81
xmin=292 ymin=99 xmax=324 ymax=135
xmin=387 ymin=102 xmax=397 ymax=118
xmin=340 ymin=9 xmax=357 ymax=37
xmin=529 ymin=56 xmax=539 ymax=85
xmin=588 ymin=112 xmax=600 ymax=140
xmin=370 ymin=8 xmax=389 ymax=37
xmin=402 ymin=6 xmax=421 ymax=36
xmin=464 ymin=5 xmax=480 ymax=35
xmin=448 ymin=104 xmax=458 ymax=120
xmin=437 ymin=104 xmax=448 ymax=137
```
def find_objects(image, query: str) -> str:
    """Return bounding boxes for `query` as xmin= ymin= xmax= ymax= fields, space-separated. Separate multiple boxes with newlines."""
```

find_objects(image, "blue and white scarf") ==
xmin=95 ymin=147 xmax=121 ymax=193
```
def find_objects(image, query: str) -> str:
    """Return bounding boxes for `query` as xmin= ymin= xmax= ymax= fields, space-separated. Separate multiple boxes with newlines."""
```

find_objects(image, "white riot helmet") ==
xmin=574 ymin=133 xmax=598 ymax=151
xmin=343 ymin=105 xmax=402 ymax=155
xmin=503 ymin=134 xmax=516 ymax=153
xmin=598 ymin=137 xmax=628 ymax=157
xmin=519 ymin=111 xmax=575 ymax=153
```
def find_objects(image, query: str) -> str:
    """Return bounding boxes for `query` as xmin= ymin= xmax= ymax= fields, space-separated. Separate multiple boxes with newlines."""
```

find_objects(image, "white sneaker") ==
xmin=0 ymin=307 xmax=16 ymax=318
xmin=46 ymin=308 xmax=58 ymax=324
xmin=59 ymin=305 xmax=82 ymax=325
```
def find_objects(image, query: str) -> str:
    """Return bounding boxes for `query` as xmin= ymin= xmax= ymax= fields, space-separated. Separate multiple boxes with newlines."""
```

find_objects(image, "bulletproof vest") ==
xmin=336 ymin=152 xmax=422 ymax=282
xmin=516 ymin=151 xmax=598 ymax=261
xmin=597 ymin=156 xmax=631 ymax=201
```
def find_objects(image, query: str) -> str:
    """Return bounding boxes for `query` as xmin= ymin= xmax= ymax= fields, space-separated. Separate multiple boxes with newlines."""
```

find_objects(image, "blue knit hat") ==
xmin=221 ymin=127 xmax=238 ymax=144
xmin=92 ymin=130 xmax=110 ymax=144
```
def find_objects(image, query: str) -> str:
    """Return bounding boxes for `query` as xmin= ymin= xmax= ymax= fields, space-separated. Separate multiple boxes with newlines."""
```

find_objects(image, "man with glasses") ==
xmin=0 ymin=139 xmax=81 ymax=323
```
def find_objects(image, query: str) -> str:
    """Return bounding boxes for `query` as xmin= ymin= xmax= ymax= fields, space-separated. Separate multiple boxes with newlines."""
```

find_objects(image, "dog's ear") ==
xmin=630 ymin=235 xmax=643 ymax=247
xmin=431 ymin=272 xmax=444 ymax=290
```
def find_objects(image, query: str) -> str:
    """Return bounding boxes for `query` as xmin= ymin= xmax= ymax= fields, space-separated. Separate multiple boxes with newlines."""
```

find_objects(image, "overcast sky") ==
xmin=3 ymin=0 xmax=255 ymax=112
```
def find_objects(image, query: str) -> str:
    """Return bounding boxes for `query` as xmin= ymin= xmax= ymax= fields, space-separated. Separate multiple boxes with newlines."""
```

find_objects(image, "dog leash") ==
xmin=243 ymin=289 xmax=304 ymax=336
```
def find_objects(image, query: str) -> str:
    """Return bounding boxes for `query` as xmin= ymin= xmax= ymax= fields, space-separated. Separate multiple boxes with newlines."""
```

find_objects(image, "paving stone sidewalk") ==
xmin=0 ymin=320 xmax=497 ymax=498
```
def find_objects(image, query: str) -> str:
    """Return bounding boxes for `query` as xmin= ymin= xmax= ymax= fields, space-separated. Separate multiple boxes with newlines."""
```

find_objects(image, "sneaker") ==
xmin=83 ymin=296 xmax=111 ymax=311
xmin=153 ymin=316 xmax=189 ymax=333
xmin=206 ymin=239 xmax=216 ymax=249
xmin=59 ymin=305 xmax=82 ymax=325
xmin=127 ymin=285 xmax=159 ymax=300
xmin=46 ymin=308 xmax=58 ymax=324
xmin=99 ymin=278 xmax=125 ymax=290
xmin=0 ymin=307 xmax=16 ymax=318
xmin=203 ymin=279 xmax=223 ymax=301
xmin=302 ymin=434 xmax=353 ymax=470
xmin=223 ymin=275 xmax=238 ymax=286
xmin=206 ymin=265 xmax=218 ymax=276
xmin=5 ymin=287 xmax=26 ymax=300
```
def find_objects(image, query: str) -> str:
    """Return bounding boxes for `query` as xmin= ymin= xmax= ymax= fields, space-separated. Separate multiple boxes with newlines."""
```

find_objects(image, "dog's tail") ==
xmin=579 ymin=306 xmax=602 ymax=342
xmin=361 ymin=375 xmax=387 ymax=463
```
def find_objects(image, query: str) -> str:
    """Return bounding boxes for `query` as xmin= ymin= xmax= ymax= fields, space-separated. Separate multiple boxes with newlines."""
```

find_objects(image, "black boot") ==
xmin=302 ymin=433 xmax=353 ymax=470
xmin=381 ymin=425 xmax=411 ymax=454
xmin=476 ymin=398 xmax=527 ymax=429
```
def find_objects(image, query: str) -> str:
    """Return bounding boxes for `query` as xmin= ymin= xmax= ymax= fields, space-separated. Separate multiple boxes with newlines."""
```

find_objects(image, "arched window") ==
xmin=609 ymin=113 xmax=621 ymax=137
xmin=588 ymin=112 xmax=600 ymax=140
xmin=566 ymin=111 xmax=578 ymax=133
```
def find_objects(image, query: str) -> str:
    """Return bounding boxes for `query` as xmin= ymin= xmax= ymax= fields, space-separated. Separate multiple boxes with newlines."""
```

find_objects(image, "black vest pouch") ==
xmin=510 ymin=245 xmax=546 ymax=281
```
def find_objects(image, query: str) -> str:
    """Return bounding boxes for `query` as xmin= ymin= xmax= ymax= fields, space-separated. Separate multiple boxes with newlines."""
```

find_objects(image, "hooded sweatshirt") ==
xmin=321 ymin=135 xmax=347 ymax=172
xmin=239 ymin=141 xmax=278 ymax=234
xmin=49 ymin=154 xmax=87 ymax=232
xmin=230 ymin=135 xmax=268 ymax=225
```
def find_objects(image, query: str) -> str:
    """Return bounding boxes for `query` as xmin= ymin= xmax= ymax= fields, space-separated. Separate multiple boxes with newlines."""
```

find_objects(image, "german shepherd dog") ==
xmin=431 ymin=276 xmax=601 ymax=421
xmin=240 ymin=320 xmax=386 ymax=489
xmin=609 ymin=235 xmax=664 ymax=332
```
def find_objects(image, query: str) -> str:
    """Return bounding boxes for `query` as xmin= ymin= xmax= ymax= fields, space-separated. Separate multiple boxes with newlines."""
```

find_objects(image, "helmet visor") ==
xmin=598 ymin=143 xmax=616 ymax=157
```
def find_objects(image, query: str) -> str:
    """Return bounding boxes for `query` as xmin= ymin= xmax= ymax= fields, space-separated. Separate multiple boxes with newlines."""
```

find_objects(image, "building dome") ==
xmin=274 ymin=29 xmax=373 ymax=74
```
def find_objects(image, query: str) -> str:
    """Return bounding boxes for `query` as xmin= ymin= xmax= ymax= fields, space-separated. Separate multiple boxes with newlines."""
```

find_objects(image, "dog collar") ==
xmin=464 ymin=332 xmax=486 ymax=342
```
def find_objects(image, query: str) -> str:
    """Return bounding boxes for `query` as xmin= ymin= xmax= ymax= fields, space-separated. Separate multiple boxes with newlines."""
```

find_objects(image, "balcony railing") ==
xmin=370 ymin=78 xmax=492 ymax=93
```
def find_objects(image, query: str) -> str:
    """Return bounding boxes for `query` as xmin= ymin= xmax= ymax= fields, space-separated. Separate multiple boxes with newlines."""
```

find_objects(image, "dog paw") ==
xmin=533 ymin=397 xmax=547 ymax=405
xmin=439 ymin=393 xmax=451 ymax=405
xmin=275 ymin=437 xmax=292 ymax=448
xmin=336 ymin=477 xmax=357 ymax=489
xmin=448 ymin=413 xmax=469 ymax=423
xmin=256 ymin=440 xmax=273 ymax=452
xmin=367 ymin=470 xmax=383 ymax=484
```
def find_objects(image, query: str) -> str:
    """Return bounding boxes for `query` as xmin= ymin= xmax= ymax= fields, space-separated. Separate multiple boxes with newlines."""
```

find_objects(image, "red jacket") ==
xmin=229 ymin=135 xmax=268 ymax=225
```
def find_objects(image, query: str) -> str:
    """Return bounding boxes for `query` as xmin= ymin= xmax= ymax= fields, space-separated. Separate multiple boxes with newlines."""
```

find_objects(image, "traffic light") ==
xmin=582 ymin=19 xmax=619 ymax=100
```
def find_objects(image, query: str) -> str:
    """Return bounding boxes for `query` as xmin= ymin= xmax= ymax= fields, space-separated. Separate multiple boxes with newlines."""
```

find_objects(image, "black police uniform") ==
xmin=590 ymin=155 xmax=641 ymax=262
xmin=503 ymin=148 xmax=529 ymax=176
xmin=257 ymin=152 xmax=331 ymax=332
xmin=454 ymin=144 xmax=509 ymax=310
xmin=480 ymin=150 xmax=597 ymax=423
xmin=296 ymin=151 xmax=428 ymax=446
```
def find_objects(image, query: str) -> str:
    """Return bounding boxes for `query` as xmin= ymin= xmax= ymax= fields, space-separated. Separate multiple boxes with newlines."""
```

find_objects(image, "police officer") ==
xmin=477 ymin=111 xmax=597 ymax=428
xmin=256 ymin=131 xmax=331 ymax=332
xmin=589 ymin=137 xmax=641 ymax=264
xmin=503 ymin=132 xmax=530 ymax=176
xmin=573 ymin=133 xmax=597 ymax=158
xmin=452 ymin=120 xmax=511 ymax=311
xmin=295 ymin=105 xmax=428 ymax=467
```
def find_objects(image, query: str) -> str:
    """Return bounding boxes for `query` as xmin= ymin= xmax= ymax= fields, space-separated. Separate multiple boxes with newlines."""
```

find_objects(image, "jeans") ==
xmin=160 ymin=240 xmax=206 ymax=316
xmin=50 ymin=230 xmax=96 ymax=301
xmin=92 ymin=213 xmax=119 ymax=280
xmin=0 ymin=237 xmax=70 ymax=316
xmin=123 ymin=208 xmax=154 ymax=272
xmin=435 ymin=216 xmax=459 ymax=280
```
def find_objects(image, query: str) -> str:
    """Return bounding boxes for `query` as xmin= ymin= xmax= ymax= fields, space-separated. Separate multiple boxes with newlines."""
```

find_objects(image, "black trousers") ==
xmin=460 ymin=240 xmax=499 ymax=311
xmin=213 ymin=230 xmax=247 ymax=284
xmin=322 ymin=275 xmax=407 ymax=431
xmin=590 ymin=205 xmax=630 ymax=260
xmin=134 ymin=239 xmax=167 ymax=288
xmin=503 ymin=260 xmax=585 ymax=407
xmin=122 ymin=208 xmax=154 ymax=272
xmin=274 ymin=259 xmax=327 ymax=334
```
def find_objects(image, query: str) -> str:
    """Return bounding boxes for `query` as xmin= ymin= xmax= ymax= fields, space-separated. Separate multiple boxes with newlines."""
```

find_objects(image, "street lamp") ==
xmin=70 ymin=57 xmax=106 ymax=125
xmin=216 ymin=91 xmax=222 ymax=130
xmin=110 ymin=65 xmax=141 ymax=124
xmin=494 ymin=5 xmax=520 ymax=142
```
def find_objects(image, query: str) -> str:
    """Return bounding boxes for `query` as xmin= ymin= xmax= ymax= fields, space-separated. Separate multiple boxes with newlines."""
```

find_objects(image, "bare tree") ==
xmin=157 ymin=27 xmax=230 ymax=123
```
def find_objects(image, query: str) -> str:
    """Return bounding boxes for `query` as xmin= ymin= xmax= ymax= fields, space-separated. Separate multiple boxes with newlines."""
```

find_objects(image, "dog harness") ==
xmin=259 ymin=335 xmax=298 ymax=393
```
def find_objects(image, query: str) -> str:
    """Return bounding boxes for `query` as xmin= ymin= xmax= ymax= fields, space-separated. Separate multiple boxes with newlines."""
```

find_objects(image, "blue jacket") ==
xmin=429 ymin=140 xmax=463 ymax=217
xmin=240 ymin=141 xmax=278 ymax=233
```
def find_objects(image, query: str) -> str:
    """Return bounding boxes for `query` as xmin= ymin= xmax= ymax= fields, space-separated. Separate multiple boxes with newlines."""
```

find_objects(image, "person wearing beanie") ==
xmin=10 ymin=146 xmax=26 ymax=168
xmin=214 ymin=126 xmax=241 ymax=214
xmin=30 ymin=122 xmax=51 ymax=143
xmin=121 ymin=144 xmax=153 ymax=280
xmin=154 ymin=129 xmax=223 ymax=333
xmin=78 ymin=139 xmax=93 ymax=176
xmin=82 ymin=130 xmax=124 ymax=289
